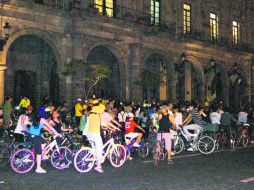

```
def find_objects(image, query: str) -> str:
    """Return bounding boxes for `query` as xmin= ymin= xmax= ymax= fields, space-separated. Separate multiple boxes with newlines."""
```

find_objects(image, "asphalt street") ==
xmin=1 ymin=147 xmax=254 ymax=190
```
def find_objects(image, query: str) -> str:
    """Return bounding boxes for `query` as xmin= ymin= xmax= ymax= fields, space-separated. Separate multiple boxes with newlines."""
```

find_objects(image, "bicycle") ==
xmin=74 ymin=135 xmax=126 ymax=173
xmin=10 ymin=134 xmax=72 ymax=174
xmin=174 ymin=124 xmax=216 ymax=155
xmin=125 ymin=135 xmax=149 ymax=159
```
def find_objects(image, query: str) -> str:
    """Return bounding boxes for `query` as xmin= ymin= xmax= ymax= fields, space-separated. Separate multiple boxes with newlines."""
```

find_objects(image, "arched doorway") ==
xmin=5 ymin=35 xmax=59 ymax=108
xmin=228 ymin=63 xmax=247 ymax=109
xmin=176 ymin=60 xmax=202 ymax=102
xmin=142 ymin=53 xmax=167 ymax=101
xmin=85 ymin=46 xmax=121 ymax=99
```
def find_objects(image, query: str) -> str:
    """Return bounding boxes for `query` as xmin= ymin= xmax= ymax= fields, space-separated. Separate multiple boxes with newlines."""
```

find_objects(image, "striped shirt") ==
xmin=190 ymin=109 xmax=207 ymax=126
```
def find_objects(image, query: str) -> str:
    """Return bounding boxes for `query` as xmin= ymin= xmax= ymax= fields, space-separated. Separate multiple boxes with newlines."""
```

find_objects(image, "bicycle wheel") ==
xmin=197 ymin=135 xmax=215 ymax=154
xmin=74 ymin=147 xmax=95 ymax=173
xmin=109 ymin=144 xmax=126 ymax=168
xmin=137 ymin=142 xmax=149 ymax=158
xmin=10 ymin=149 xmax=34 ymax=174
xmin=51 ymin=147 xmax=72 ymax=169
xmin=174 ymin=136 xmax=185 ymax=154
xmin=0 ymin=143 xmax=11 ymax=166
xmin=239 ymin=136 xmax=249 ymax=148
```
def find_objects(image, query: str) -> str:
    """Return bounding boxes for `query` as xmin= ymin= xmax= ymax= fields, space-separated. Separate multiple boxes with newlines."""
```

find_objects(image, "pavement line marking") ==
xmin=240 ymin=177 xmax=254 ymax=183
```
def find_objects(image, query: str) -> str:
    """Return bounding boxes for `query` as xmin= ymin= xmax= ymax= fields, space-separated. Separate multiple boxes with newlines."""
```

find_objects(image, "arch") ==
xmin=142 ymin=51 xmax=171 ymax=101
xmin=4 ymin=30 xmax=62 ymax=107
xmin=84 ymin=44 xmax=126 ymax=99
xmin=1 ymin=28 xmax=63 ymax=72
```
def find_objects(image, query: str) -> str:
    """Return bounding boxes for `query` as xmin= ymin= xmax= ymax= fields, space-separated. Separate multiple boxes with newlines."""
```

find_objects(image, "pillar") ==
xmin=184 ymin=62 xmax=192 ymax=101
xmin=160 ymin=69 xmax=167 ymax=101
xmin=129 ymin=43 xmax=142 ymax=101
xmin=0 ymin=65 xmax=7 ymax=105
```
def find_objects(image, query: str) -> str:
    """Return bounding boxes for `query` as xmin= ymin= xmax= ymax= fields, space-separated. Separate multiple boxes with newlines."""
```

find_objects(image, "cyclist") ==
xmin=85 ymin=100 xmax=106 ymax=173
xmin=180 ymin=102 xmax=207 ymax=142
xmin=14 ymin=106 xmax=33 ymax=142
xmin=125 ymin=113 xmax=145 ymax=148
xmin=28 ymin=116 xmax=61 ymax=174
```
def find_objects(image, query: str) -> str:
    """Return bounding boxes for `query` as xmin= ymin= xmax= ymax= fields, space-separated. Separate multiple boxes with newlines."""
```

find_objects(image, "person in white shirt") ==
xmin=210 ymin=107 xmax=221 ymax=124
xmin=238 ymin=107 xmax=248 ymax=124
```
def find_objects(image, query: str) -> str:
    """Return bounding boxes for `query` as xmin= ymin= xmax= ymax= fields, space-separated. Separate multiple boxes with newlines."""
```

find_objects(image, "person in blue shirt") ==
xmin=28 ymin=116 xmax=61 ymax=174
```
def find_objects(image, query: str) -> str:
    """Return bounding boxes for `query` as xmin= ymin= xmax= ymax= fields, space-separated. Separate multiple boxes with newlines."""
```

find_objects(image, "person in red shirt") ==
xmin=125 ymin=113 xmax=145 ymax=147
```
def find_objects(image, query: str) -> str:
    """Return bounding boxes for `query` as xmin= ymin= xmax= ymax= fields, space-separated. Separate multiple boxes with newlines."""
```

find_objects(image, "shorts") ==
xmin=125 ymin=132 xmax=139 ymax=143
xmin=30 ymin=135 xmax=46 ymax=154
xmin=157 ymin=132 xmax=172 ymax=151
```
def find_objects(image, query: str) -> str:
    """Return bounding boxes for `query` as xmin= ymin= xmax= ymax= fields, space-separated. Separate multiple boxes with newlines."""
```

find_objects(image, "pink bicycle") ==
xmin=10 ymin=135 xmax=72 ymax=174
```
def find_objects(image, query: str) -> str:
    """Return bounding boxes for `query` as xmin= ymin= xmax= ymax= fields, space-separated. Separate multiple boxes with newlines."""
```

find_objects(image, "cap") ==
xmin=77 ymin=98 xmax=82 ymax=102
xmin=127 ymin=113 xmax=134 ymax=118
xmin=92 ymin=99 xmax=99 ymax=105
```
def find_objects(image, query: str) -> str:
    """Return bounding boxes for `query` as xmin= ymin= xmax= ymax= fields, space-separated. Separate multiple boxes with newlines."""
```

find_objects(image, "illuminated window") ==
xmin=151 ymin=0 xmax=160 ymax=25
xmin=94 ymin=0 xmax=114 ymax=17
xmin=210 ymin=13 xmax=219 ymax=41
xmin=232 ymin=21 xmax=240 ymax=45
xmin=183 ymin=4 xmax=191 ymax=34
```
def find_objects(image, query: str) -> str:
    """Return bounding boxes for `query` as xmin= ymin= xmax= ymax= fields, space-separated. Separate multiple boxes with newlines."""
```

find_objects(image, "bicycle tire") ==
xmin=174 ymin=136 xmax=185 ymax=154
xmin=137 ymin=142 xmax=149 ymax=158
xmin=10 ymin=149 xmax=35 ymax=174
xmin=73 ymin=147 xmax=95 ymax=173
xmin=197 ymin=135 xmax=215 ymax=154
xmin=109 ymin=144 xmax=126 ymax=168
xmin=51 ymin=147 xmax=72 ymax=169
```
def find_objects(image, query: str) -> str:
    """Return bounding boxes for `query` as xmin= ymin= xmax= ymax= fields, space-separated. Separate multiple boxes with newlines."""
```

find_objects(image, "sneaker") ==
xmin=35 ymin=168 xmax=46 ymax=174
xmin=94 ymin=166 xmax=104 ymax=173
xmin=187 ymin=147 xmax=194 ymax=152
xmin=171 ymin=151 xmax=175 ymax=156
xmin=133 ymin=142 xmax=141 ymax=147
xmin=128 ymin=156 xmax=133 ymax=160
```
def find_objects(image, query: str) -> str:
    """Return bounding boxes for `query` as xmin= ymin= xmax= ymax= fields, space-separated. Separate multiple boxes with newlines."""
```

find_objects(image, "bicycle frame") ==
xmin=88 ymin=137 xmax=117 ymax=161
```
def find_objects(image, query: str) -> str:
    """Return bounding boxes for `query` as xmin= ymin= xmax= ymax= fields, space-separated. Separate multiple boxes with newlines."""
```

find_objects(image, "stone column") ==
xmin=184 ymin=62 xmax=192 ymax=101
xmin=0 ymin=65 xmax=7 ymax=105
xmin=129 ymin=43 xmax=142 ymax=101
xmin=160 ymin=69 xmax=167 ymax=101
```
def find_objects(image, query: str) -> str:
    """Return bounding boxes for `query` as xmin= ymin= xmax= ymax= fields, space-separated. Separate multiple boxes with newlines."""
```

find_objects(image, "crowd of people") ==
xmin=1 ymin=95 xmax=254 ymax=173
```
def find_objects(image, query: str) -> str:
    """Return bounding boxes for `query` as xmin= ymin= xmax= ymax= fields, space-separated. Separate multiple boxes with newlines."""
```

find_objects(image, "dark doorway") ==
xmin=14 ymin=70 xmax=37 ymax=106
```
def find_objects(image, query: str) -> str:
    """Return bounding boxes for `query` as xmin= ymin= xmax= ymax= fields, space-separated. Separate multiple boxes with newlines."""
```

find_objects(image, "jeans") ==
xmin=183 ymin=124 xmax=203 ymax=141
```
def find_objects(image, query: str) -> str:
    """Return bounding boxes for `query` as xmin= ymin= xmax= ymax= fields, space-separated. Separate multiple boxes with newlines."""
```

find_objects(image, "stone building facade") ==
xmin=0 ymin=0 xmax=253 ymax=108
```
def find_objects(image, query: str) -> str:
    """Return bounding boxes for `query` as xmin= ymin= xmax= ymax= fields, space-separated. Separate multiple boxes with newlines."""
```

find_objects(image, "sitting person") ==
xmin=125 ymin=113 xmax=145 ymax=148
xmin=28 ymin=116 xmax=61 ymax=174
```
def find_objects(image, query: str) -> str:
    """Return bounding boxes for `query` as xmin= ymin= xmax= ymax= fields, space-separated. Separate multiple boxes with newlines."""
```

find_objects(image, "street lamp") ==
xmin=0 ymin=0 xmax=11 ymax=51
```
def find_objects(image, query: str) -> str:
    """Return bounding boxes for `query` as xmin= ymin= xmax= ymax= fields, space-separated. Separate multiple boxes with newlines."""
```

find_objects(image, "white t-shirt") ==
xmin=238 ymin=111 xmax=248 ymax=124
xmin=14 ymin=114 xmax=28 ymax=134
xmin=174 ymin=112 xmax=183 ymax=129
xmin=118 ymin=111 xmax=127 ymax=123
xmin=210 ymin=112 xmax=221 ymax=124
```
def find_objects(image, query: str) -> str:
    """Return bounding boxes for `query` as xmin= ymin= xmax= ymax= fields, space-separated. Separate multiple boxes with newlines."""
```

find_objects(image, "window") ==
xmin=232 ymin=21 xmax=240 ymax=45
xmin=94 ymin=0 xmax=114 ymax=17
xmin=183 ymin=4 xmax=191 ymax=34
xmin=210 ymin=13 xmax=219 ymax=41
xmin=151 ymin=0 xmax=160 ymax=25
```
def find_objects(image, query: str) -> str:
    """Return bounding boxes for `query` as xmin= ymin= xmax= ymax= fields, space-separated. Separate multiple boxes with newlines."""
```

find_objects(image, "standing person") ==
xmin=18 ymin=96 xmax=30 ymax=109
xmin=220 ymin=107 xmax=236 ymax=149
xmin=157 ymin=105 xmax=176 ymax=164
xmin=210 ymin=107 xmax=221 ymax=124
xmin=172 ymin=105 xmax=183 ymax=155
xmin=75 ymin=98 xmax=83 ymax=126
xmin=0 ymin=108 xmax=4 ymax=138
xmin=139 ymin=109 xmax=149 ymax=142
xmin=3 ymin=96 xmax=13 ymax=128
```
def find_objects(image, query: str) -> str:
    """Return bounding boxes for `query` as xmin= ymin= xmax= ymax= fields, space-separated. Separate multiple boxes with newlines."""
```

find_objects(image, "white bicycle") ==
xmin=74 ymin=137 xmax=126 ymax=173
